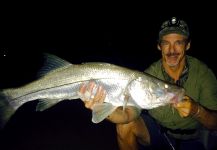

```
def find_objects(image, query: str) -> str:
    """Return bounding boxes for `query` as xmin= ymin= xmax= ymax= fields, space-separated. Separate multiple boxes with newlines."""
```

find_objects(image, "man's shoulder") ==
xmin=144 ymin=59 xmax=162 ymax=75
xmin=187 ymin=55 xmax=216 ymax=81
xmin=187 ymin=55 xmax=203 ymax=64
xmin=187 ymin=55 xmax=209 ymax=71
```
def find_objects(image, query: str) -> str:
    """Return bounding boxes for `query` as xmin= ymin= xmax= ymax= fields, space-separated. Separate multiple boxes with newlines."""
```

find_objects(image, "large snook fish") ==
xmin=0 ymin=54 xmax=185 ymax=128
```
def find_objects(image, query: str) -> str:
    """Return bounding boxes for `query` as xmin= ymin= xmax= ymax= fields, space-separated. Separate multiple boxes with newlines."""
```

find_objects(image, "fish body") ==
xmin=0 ymin=54 xmax=185 ymax=128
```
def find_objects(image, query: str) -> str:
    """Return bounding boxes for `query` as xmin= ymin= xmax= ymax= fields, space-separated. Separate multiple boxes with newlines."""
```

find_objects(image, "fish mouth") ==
xmin=170 ymin=89 xmax=185 ymax=104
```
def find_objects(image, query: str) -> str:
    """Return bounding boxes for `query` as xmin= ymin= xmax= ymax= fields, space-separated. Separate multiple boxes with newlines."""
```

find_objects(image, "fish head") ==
xmin=164 ymin=85 xmax=185 ymax=104
xmin=127 ymin=77 xmax=185 ymax=109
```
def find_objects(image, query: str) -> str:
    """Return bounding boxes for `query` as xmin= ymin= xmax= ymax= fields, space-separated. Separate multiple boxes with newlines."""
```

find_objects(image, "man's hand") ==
xmin=79 ymin=81 xmax=142 ymax=124
xmin=173 ymin=96 xmax=199 ymax=117
xmin=79 ymin=81 xmax=106 ymax=110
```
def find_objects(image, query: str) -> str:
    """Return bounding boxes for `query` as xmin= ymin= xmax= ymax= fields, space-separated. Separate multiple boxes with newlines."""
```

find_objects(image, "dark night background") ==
xmin=0 ymin=3 xmax=217 ymax=150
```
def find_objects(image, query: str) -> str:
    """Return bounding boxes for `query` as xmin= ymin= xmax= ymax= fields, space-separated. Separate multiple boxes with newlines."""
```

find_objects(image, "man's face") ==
xmin=158 ymin=33 xmax=190 ymax=67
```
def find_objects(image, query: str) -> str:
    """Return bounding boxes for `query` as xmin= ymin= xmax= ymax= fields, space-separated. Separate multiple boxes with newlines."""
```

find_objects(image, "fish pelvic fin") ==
xmin=92 ymin=103 xmax=117 ymax=123
xmin=0 ymin=91 xmax=16 ymax=129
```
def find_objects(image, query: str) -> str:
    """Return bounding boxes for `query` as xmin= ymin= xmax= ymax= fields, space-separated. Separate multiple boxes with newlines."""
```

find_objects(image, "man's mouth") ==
xmin=166 ymin=53 xmax=180 ymax=57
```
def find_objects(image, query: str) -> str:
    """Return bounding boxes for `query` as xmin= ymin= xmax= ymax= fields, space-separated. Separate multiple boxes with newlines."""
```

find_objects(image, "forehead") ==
xmin=161 ymin=33 xmax=187 ymax=41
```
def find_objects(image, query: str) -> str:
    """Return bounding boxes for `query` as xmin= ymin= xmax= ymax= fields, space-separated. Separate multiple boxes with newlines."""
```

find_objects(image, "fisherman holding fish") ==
xmin=80 ymin=17 xmax=217 ymax=150
xmin=1 ymin=17 xmax=217 ymax=150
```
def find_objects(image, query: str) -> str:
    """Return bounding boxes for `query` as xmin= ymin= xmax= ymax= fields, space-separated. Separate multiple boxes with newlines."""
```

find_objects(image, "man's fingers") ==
xmin=79 ymin=82 xmax=97 ymax=100
xmin=99 ymin=90 xmax=106 ymax=103
xmin=174 ymin=99 xmax=191 ymax=108
xmin=79 ymin=81 xmax=107 ymax=110
xmin=79 ymin=83 xmax=87 ymax=94
xmin=181 ymin=108 xmax=190 ymax=114
xmin=93 ymin=86 xmax=105 ymax=103
xmin=87 ymin=81 xmax=96 ymax=93
xmin=178 ymin=111 xmax=188 ymax=117
xmin=174 ymin=97 xmax=192 ymax=117
xmin=84 ymin=100 xmax=94 ymax=109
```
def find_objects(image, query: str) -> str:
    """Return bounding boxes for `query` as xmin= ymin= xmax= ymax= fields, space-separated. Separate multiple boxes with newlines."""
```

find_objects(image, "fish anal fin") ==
xmin=36 ymin=99 xmax=60 ymax=111
xmin=92 ymin=103 xmax=117 ymax=123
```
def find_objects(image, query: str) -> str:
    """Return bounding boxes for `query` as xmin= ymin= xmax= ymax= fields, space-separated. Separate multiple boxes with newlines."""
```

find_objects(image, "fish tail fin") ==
xmin=0 ymin=90 xmax=16 ymax=129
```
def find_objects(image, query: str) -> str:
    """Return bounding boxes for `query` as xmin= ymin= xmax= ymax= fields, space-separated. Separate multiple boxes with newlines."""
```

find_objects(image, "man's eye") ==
xmin=175 ymin=41 xmax=185 ymax=45
xmin=160 ymin=41 xmax=169 ymax=45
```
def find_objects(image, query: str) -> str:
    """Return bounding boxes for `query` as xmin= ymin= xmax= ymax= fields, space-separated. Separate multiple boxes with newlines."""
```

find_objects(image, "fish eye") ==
xmin=164 ymin=84 xmax=168 ymax=88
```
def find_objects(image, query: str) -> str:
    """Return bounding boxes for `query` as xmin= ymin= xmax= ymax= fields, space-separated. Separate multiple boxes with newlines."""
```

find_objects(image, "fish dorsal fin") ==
xmin=92 ymin=103 xmax=117 ymax=123
xmin=37 ymin=53 xmax=72 ymax=77
xmin=36 ymin=99 xmax=60 ymax=111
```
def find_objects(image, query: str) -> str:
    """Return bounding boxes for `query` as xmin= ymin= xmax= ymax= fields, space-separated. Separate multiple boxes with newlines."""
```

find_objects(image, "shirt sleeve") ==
xmin=198 ymin=68 xmax=217 ymax=110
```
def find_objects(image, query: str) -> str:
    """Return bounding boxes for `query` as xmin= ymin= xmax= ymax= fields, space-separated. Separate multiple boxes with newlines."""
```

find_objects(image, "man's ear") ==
xmin=157 ymin=44 xmax=161 ymax=51
xmin=186 ymin=42 xmax=191 ymax=51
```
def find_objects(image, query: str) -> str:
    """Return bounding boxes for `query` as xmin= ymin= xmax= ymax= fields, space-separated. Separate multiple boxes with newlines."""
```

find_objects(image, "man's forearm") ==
xmin=192 ymin=103 xmax=217 ymax=130
xmin=106 ymin=106 xmax=141 ymax=124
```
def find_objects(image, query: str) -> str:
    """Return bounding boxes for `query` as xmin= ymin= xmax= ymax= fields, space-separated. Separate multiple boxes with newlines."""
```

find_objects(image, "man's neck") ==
xmin=163 ymin=57 xmax=186 ymax=82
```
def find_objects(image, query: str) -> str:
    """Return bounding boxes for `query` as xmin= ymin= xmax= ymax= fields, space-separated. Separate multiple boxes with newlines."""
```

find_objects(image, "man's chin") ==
xmin=166 ymin=61 xmax=179 ymax=67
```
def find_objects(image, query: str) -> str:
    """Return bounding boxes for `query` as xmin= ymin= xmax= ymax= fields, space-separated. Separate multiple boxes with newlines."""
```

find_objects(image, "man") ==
xmin=79 ymin=17 xmax=217 ymax=150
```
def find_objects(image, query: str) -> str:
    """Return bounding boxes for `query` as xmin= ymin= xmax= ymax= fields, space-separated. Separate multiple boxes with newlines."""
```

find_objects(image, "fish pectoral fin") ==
xmin=36 ymin=99 xmax=60 ymax=111
xmin=92 ymin=103 xmax=117 ymax=123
